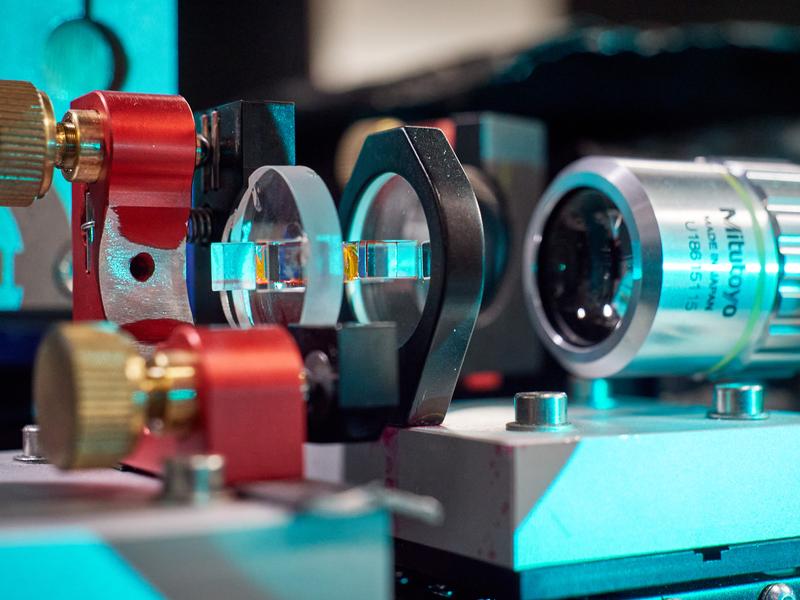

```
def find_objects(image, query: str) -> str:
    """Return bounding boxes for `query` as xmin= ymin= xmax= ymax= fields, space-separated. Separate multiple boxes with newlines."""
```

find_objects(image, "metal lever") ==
xmin=305 ymin=481 xmax=444 ymax=525
xmin=241 ymin=479 xmax=444 ymax=525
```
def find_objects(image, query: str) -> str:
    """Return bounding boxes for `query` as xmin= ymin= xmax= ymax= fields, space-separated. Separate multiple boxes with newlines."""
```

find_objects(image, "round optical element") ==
xmin=537 ymin=188 xmax=633 ymax=347
xmin=218 ymin=166 xmax=343 ymax=328
xmin=346 ymin=173 xmax=430 ymax=346
xmin=525 ymin=156 xmax=800 ymax=380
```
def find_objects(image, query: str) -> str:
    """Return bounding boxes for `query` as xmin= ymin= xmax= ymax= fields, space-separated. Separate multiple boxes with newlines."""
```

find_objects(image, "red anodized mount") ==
xmin=70 ymin=91 xmax=196 ymax=344
xmin=65 ymin=92 xmax=306 ymax=483
xmin=124 ymin=326 xmax=307 ymax=484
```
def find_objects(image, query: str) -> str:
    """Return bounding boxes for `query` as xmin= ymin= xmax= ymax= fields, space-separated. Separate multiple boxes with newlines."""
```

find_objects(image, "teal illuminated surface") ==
xmin=208 ymin=511 xmax=391 ymax=598
xmin=266 ymin=103 xmax=296 ymax=165
xmin=513 ymin=406 xmax=800 ymax=570
xmin=356 ymin=240 xmax=430 ymax=279
xmin=383 ymin=401 xmax=800 ymax=574
xmin=0 ymin=208 xmax=23 ymax=308
xmin=43 ymin=19 xmax=117 ymax=99
xmin=212 ymin=238 xmax=431 ymax=292
xmin=166 ymin=388 xmax=197 ymax=403
xmin=0 ymin=0 xmax=176 ymax=309
xmin=211 ymin=242 xmax=256 ymax=292
xmin=0 ymin=0 xmax=178 ymax=217
xmin=0 ymin=529 xmax=163 ymax=599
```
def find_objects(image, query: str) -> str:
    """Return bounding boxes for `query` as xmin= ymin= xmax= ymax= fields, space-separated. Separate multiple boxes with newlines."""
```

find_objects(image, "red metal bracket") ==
xmin=124 ymin=326 xmax=307 ymax=484
xmin=71 ymin=91 xmax=196 ymax=344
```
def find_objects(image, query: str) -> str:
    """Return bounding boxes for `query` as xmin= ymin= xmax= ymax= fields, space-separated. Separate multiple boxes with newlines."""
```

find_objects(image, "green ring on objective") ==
xmin=706 ymin=173 xmax=768 ymax=374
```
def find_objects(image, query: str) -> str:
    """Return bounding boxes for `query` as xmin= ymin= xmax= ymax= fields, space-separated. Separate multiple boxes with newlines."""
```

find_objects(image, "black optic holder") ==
xmin=289 ymin=322 xmax=399 ymax=443
xmin=190 ymin=100 xmax=295 ymax=324
xmin=338 ymin=127 xmax=484 ymax=426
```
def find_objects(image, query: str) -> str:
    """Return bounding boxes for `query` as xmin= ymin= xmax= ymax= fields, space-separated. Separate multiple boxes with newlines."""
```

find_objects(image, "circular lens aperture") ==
xmin=221 ymin=166 xmax=343 ymax=328
xmin=537 ymin=188 xmax=633 ymax=347
xmin=347 ymin=173 xmax=430 ymax=346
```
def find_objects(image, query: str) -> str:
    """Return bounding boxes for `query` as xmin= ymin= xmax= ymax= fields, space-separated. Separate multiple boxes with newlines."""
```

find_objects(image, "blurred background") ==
xmin=3 ymin=0 xmax=800 ymax=447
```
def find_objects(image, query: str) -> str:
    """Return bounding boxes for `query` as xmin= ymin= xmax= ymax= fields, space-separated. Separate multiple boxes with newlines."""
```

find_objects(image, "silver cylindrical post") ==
xmin=162 ymin=454 xmax=226 ymax=504
xmin=709 ymin=383 xmax=767 ymax=420
xmin=14 ymin=424 xmax=48 ymax=464
xmin=507 ymin=391 xmax=570 ymax=431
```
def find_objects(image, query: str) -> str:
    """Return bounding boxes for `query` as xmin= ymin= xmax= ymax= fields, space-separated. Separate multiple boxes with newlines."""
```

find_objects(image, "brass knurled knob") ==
xmin=0 ymin=80 xmax=57 ymax=207
xmin=34 ymin=322 xmax=146 ymax=469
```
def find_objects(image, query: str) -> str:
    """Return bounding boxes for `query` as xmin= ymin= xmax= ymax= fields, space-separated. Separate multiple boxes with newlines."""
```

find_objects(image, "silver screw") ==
xmin=14 ymin=424 xmax=48 ymax=464
xmin=760 ymin=583 xmax=796 ymax=600
xmin=709 ymin=383 xmax=768 ymax=420
xmin=162 ymin=454 xmax=226 ymax=504
xmin=304 ymin=349 xmax=336 ymax=401
xmin=507 ymin=391 xmax=571 ymax=431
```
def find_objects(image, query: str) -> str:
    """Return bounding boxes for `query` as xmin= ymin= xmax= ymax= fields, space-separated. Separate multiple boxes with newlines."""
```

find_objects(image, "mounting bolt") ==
xmin=708 ymin=383 xmax=768 ymax=420
xmin=760 ymin=583 xmax=796 ymax=600
xmin=14 ymin=424 xmax=48 ymax=464
xmin=507 ymin=391 xmax=571 ymax=431
xmin=162 ymin=454 xmax=226 ymax=504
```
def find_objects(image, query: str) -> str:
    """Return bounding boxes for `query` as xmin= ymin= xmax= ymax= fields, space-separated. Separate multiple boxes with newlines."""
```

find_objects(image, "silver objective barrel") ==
xmin=523 ymin=156 xmax=800 ymax=379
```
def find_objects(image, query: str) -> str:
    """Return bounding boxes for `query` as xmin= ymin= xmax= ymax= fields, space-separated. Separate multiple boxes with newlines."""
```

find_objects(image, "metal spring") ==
xmin=187 ymin=207 xmax=213 ymax=244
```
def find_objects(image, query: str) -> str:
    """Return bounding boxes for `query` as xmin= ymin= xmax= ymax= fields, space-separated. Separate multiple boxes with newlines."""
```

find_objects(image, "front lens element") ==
xmin=537 ymin=188 xmax=633 ymax=347
xmin=219 ymin=166 xmax=344 ymax=328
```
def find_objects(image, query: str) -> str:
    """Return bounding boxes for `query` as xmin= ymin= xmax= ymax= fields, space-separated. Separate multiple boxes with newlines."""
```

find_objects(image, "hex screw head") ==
xmin=708 ymin=383 xmax=768 ymax=420
xmin=507 ymin=391 xmax=571 ymax=432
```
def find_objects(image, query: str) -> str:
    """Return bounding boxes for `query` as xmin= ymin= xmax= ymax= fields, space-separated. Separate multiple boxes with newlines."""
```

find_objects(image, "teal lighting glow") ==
xmin=212 ymin=237 xmax=430 ymax=293
xmin=265 ymin=103 xmax=296 ymax=166
xmin=513 ymin=413 xmax=800 ymax=570
xmin=0 ymin=208 xmax=23 ymax=309
xmin=356 ymin=240 xmax=429 ymax=279
xmin=0 ymin=529 xmax=163 ymax=599
xmin=211 ymin=242 xmax=256 ymax=292
xmin=209 ymin=511 xmax=391 ymax=598
xmin=166 ymin=388 xmax=196 ymax=403
xmin=0 ymin=0 xmax=178 ymax=219
xmin=346 ymin=173 xmax=406 ymax=326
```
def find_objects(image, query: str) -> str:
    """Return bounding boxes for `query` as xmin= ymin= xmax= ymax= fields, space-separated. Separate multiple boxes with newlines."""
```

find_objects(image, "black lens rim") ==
xmin=523 ymin=156 xmax=663 ymax=380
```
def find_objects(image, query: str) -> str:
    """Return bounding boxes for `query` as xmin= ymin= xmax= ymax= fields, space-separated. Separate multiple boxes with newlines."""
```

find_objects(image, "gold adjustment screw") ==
xmin=34 ymin=322 xmax=199 ymax=469
xmin=0 ymin=80 xmax=105 ymax=207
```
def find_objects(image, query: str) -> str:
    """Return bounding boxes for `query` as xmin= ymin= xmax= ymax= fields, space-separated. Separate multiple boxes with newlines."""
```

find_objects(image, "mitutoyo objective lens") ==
xmin=524 ymin=156 xmax=800 ymax=379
